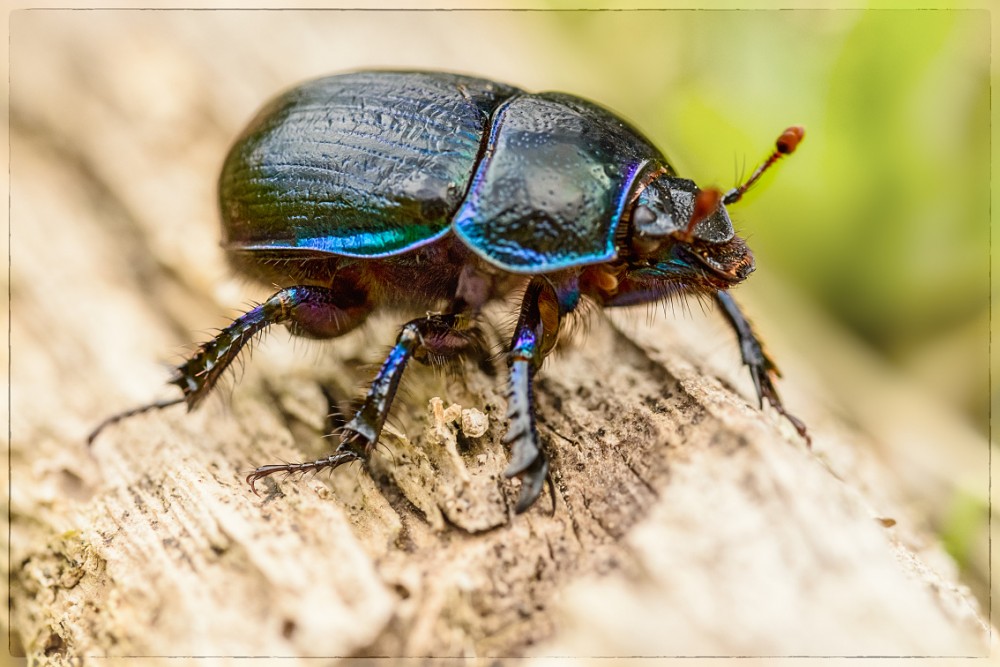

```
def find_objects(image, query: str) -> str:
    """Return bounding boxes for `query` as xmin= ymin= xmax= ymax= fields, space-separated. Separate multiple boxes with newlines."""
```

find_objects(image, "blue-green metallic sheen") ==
xmin=453 ymin=93 xmax=663 ymax=272
xmin=220 ymin=71 xmax=520 ymax=258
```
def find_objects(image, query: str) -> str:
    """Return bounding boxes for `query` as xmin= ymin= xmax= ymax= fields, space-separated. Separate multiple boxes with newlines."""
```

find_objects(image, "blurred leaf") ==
xmin=815 ymin=12 xmax=988 ymax=349
xmin=940 ymin=489 xmax=989 ymax=574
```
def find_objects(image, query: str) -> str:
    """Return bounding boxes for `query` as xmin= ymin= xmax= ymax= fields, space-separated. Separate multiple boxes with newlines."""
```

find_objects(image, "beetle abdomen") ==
xmin=454 ymin=92 xmax=667 ymax=272
xmin=221 ymin=71 xmax=520 ymax=258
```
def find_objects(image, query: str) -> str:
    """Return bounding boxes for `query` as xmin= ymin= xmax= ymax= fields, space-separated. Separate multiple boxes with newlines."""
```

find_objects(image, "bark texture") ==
xmin=7 ymin=10 xmax=991 ymax=664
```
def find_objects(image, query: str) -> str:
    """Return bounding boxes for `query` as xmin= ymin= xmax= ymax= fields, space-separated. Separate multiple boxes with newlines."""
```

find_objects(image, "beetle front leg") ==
xmin=88 ymin=284 xmax=371 ymax=443
xmin=246 ymin=313 xmax=483 ymax=494
xmin=594 ymin=272 xmax=809 ymax=444
xmin=714 ymin=290 xmax=810 ymax=444
xmin=504 ymin=277 xmax=570 ymax=514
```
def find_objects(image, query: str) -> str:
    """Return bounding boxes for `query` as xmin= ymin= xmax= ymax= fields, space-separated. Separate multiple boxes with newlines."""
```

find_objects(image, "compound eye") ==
xmin=631 ymin=202 xmax=681 ymax=237
xmin=632 ymin=205 xmax=657 ymax=230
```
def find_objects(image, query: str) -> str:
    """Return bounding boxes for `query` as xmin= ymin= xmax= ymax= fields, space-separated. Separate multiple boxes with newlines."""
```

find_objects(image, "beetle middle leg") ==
xmin=246 ymin=313 xmax=485 ymax=493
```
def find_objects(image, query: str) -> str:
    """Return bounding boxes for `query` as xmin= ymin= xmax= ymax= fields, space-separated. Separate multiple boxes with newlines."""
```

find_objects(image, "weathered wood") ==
xmin=7 ymin=10 xmax=991 ymax=663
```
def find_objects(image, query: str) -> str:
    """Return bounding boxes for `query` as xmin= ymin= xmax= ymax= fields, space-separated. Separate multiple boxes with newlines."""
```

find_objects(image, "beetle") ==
xmin=90 ymin=70 xmax=807 ymax=513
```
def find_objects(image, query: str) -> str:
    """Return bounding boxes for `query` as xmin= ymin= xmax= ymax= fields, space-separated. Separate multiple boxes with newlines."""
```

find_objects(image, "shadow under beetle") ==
xmin=90 ymin=71 xmax=808 ymax=513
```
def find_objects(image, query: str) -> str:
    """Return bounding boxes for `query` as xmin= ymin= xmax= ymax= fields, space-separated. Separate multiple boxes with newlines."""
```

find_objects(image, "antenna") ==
xmin=681 ymin=187 xmax=723 ymax=241
xmin=723 ymin=126 xmax=804 ymax=206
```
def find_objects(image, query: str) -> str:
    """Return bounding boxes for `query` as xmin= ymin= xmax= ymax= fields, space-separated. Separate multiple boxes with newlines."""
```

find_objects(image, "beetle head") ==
xmin=631 ymin=176 xmax=735 ymax=244
xmin=628 ymin=175 xmax=753 ymax=287
xmin=626 ymin=126 xmax=805 ymax=287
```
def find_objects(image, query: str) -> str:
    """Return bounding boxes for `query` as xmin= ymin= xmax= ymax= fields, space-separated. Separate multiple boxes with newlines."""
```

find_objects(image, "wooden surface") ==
xmin=6 ymin=10 xmax=992 ymax=663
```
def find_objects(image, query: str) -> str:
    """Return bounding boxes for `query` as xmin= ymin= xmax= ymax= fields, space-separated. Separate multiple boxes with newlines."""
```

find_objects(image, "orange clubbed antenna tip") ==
xmin=723 ymin=126 xmax=804 ymax=206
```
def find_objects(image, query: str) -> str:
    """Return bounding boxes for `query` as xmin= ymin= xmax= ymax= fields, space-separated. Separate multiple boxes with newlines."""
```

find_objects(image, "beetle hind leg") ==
xmin=89 ymin=284 xmax=373 ymax=445
xmin=172 ymin=284 xmax=370 ymax=409
xmin=87 ymin=397 xmax=186 ymax=445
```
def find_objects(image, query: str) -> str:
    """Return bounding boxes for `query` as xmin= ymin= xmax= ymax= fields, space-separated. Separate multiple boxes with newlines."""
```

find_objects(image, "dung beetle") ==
xmin=91 ymin=70 xmax=807 ymax=513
